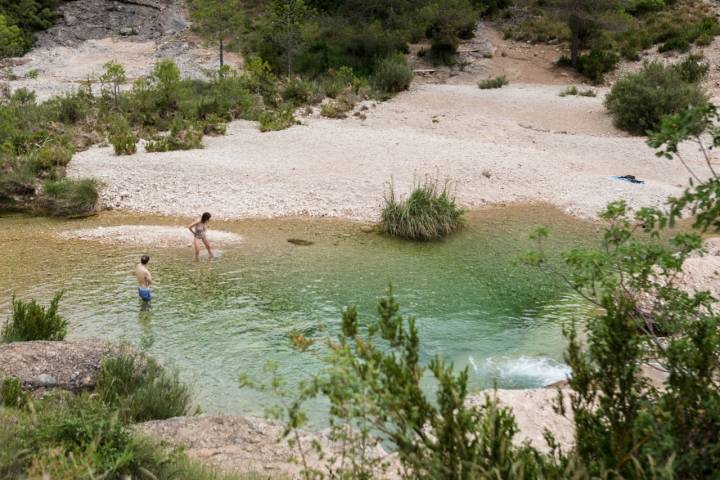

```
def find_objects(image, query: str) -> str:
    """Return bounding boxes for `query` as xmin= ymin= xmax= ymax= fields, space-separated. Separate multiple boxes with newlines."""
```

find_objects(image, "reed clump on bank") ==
xmin=381 ymin=177 xmax=466 ymax=241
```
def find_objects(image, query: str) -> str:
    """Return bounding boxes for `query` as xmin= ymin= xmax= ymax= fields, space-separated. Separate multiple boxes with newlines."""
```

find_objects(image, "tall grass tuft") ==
xmin=1 ymin=292 xmax=67 ymax=342
xmin=95 ymin=353 xmax=195 ymax=422
xmin=381 ymin=177 xmax=466 ymax=241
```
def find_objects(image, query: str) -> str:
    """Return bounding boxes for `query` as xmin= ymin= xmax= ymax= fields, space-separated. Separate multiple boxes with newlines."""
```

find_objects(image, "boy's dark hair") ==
xmin=141 ymin=255 xmax=150 ymax=265
xmin=201 ymin=212 xmax=211 ymax=222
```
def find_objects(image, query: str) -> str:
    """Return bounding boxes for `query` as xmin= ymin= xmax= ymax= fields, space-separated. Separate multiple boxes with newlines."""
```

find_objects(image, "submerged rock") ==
xmin=287 ymin=238 xmax=314 ymax=246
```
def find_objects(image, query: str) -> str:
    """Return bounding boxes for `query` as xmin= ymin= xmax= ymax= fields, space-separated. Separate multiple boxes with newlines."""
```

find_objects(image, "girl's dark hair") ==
xmin=201 ymin=212 xmax=211 ymax=222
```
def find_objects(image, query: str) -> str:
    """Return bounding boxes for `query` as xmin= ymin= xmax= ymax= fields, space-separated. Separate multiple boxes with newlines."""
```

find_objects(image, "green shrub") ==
xmin=27 ymin=142 xmax=73 ymax=173
xmin=0 ymin=394 xmax=260 ymax=480
xmin=371 ymin=54 xmax=413 ymax=94
xmin=574 ymin=49 xmax=619 ymax=84
xmin=96 ymin=354 xmax=194 ymax=422
xmin=381 ymin=177 xmax=466 ymax=241
xmin=281 ymin=76 xmax=313 ymax=104
xmin=1 ymin=291 xmax=66 ymax=342
xmin=320 ymin=96 xmax=355 ymax=118
xmin=559 ymin=86 xmax=597 ymax=97
xmin=109 ymin=118 xmax=137 ymax=155
xmin=258 ymin=107 xmax=297 ymax=132
xmin=478 ymin=75 xmax=508 ymax=89
xmin=0 ymin=14 xmax=27 ymax=58
xmin=202 ymin=113 xmax=227 ymax=135
xmin=605 ymin=61 xmax=708 ymax=135
xmin=673 ymin=54 xmax=709 ymax=84
xmin=0 ymin=378 xmax=28 ymax=409
xmin=50 ymin=92 xmax=89 ymax=124
xmin=145 ymin=119 xmax=204 ymax=152
xmin=40 ymin=178 xmax=99 ymax=217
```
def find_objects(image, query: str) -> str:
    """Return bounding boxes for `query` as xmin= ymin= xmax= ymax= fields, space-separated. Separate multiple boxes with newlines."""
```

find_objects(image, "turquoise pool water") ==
xmin=0 ymin=205 xmax=599 ymax=422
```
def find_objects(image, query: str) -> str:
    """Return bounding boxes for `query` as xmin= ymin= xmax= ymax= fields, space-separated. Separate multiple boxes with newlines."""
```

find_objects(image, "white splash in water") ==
xmin=468 ymin=355 xmax=479 ymax=372
xmin=480 ymin=356 xmax=570 ymax=387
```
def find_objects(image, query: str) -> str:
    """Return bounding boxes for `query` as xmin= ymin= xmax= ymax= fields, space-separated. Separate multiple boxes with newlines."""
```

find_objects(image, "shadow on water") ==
xmin=0 ymin=204 xmax=601 ymax=422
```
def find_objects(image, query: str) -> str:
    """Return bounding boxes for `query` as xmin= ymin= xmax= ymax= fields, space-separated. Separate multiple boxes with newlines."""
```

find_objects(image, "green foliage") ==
xmin=320 ymin=97 xmax=353 ymax=118
xmin=559 ymin=86 xmax=597 ymax=97
xmin=381 ymin=177 xmax=466 ymax=241
xmin=109 ymin=117 xmax=137 ymax=155
xmin=244 ymin=0 xmax=503 ymax=77
xmin=1 ymin=291 xmax=66 ymax=342
xmin=145 ymin=118 xmax=204 ymax=152
xmin=96 ymin=353 xmax=195 ymax=422
xmin=673 ymin=53 xmax=709 ymax=84
xmin=605 ymin=60 xmax=708 ymax=135
xmin=371 ymin=54 xmax=413 ymax=94
xmin=573 ymin=48 xmax=619 ymax=84
xmin=0 ymin=0 xmax=57 ymax=58
xmin=0 ymin=14 xmax=26 ymax=58
xmin=422 ymin=0 xmax=478 ymax=63
xmin=100 ymin=60 xmax=126 ymax=108
xmin=27 ymin=142 xmax=73 ymax=174
xmin=49 ymin=92 xmax=90 ymax=124
xmin=190 ymin=0 xmax=245 ymax=66
xmin=501 ymin=0 xmax=720 ymax=81
xmin=0 ymin=393 xmax=251 ymax=480
xmin=0 ymin=378 xmax=28 ymax=409
xmin=40 ymin=178 xmax=99 ymax=217
xmin=478 ymin=75 xmax=509 ymax=89
xmin=259 ymin=106 xmax=297 ymax=132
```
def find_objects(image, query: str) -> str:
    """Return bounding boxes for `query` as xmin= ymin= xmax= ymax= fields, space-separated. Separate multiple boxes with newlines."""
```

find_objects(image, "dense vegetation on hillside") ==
xmin=230 ymin=0 xmax=509 ymax=74
xmin=501 ymin=0 xmax=720 ymax=82
xmin=0 ymin=0 xmax=58 ymax=57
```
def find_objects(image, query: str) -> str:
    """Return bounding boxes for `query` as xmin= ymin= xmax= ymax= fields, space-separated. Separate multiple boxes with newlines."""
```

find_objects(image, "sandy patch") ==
xmin=69 ymin=83 xmax=705 ymax=221
xmin=60 ymin=225 xmax=243 ymax=247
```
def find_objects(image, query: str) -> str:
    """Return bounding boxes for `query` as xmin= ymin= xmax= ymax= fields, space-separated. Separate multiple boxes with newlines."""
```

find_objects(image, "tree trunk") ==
xmin=569 ymin=14 xmax=581 ymax=68
xmin=219 ymin=37 xmax=224 ymax=68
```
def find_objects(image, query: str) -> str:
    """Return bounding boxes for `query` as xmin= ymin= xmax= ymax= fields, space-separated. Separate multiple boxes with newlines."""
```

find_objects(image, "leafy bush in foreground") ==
xmin=40 ymin=178 xmax=99 ymax=217
xmin=1 ymin=291 xmax=66 ymax=342
xmin=0 ymin=394 xmax=249 ymax=480
xmin=605 ymin=60 xmax=708 ymax=135
xmin=381 ymin=177 xmax=465 ymax=241
xmin=96 ymin=353 xmax=195 ymax=422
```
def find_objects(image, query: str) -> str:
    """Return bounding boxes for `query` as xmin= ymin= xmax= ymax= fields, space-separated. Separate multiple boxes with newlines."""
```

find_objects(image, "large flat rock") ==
xmin=0 ymin=339 xmax=119 ymax=395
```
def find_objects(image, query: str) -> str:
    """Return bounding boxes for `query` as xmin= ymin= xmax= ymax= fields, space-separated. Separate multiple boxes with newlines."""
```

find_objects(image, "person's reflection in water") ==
xmin=138 ymin=302 xmax=155 ymax=351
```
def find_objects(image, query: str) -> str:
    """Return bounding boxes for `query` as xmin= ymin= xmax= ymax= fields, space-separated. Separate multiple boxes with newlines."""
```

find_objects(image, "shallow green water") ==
xmin=0 ymin=205 xmax=599 ymax=422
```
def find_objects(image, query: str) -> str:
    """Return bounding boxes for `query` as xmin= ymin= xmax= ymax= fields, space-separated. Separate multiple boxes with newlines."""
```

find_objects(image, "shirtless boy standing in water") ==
xmin=135 ymin=255 xmax=153 ymax=301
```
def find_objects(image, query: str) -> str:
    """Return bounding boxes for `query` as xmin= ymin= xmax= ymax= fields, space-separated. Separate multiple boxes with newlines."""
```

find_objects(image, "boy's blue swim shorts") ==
xmin=138 ymin=287 xmax=152 ymax=302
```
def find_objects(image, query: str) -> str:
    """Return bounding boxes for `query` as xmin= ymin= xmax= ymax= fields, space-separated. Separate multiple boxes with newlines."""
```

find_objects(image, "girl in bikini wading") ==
xmin=188 ymin=212 xmax=214 ymax=261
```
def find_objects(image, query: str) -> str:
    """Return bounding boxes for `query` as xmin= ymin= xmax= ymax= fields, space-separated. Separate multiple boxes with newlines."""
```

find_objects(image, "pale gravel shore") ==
xmin=68 ymin=83 xmax=707 ymax=221
xmin=59 ymin=225 xmax=243 ymax=247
